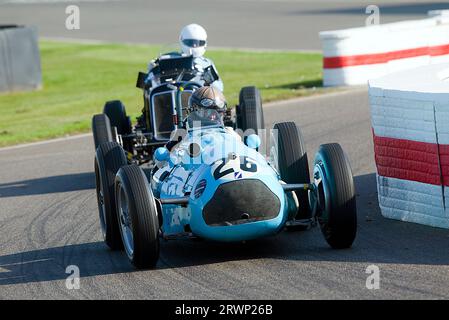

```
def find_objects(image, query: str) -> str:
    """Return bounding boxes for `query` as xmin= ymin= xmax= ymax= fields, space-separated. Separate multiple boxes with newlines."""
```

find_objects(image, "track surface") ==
xmin=0 ymin=0 xmax=446 ymax=50
xmin=1 ymin=89 xmax=449 ymax=299
xmin=1 ymin=0 xmax=448 ymax=300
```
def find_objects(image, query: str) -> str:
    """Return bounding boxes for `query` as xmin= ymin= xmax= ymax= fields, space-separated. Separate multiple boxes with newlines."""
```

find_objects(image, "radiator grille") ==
xmin=203 ymin=179 xmax=280 ymax=226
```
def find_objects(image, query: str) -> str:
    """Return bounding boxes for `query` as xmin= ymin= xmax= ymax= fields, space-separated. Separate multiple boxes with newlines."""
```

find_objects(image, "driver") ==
xmin=146 ymin=24 xmax=223 ymax=91
xmin=187 ymin=85 xmax=226 ymax=127
xmin=165 ymin=86 xmax=228 ymax=151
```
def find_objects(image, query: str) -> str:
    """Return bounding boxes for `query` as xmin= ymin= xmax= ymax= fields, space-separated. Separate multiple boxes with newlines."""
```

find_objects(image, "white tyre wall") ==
xmin=369 ymin=63 xmax=449 ymax=229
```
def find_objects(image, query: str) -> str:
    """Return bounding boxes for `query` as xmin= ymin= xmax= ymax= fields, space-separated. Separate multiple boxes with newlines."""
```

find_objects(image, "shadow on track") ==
xmin=0 ymin=172 xmax=95 ymax=198
xmin=0 ymin=241 xmax=133 ymax=285
xmin=1 ymin=173 xmax=448 ymax=286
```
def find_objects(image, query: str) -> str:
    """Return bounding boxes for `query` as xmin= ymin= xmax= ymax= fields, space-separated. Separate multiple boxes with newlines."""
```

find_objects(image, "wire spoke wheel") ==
xmin=115 ymin=164 xmax=160 ymax=269
xmin=95 ymin=160 xmax=107 ymax=239
xmin=117 ymin=182 xmax=134 ymax=259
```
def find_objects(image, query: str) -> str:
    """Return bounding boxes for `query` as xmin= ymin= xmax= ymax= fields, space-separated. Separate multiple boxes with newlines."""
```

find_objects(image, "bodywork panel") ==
xmin=152 ymin=126 xmax=294 ymax=241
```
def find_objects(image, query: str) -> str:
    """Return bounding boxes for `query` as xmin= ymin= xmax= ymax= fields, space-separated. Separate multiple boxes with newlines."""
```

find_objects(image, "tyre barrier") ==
xmin=428 ymin=10 xmax=449 ymax=18
xmin=369 ymin=63 xmax=449 ymax=229
xmin=320 ymin=13 xmax=449 ymax=86
xmin=0 ymin=25 xmax=42 ymax=93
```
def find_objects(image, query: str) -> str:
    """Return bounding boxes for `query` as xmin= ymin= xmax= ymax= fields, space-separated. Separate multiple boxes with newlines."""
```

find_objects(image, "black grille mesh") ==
xmin=153 ymin=93 xmax=174 ymax=139
xmin=203 ymin=179 xmax=280 ymax=226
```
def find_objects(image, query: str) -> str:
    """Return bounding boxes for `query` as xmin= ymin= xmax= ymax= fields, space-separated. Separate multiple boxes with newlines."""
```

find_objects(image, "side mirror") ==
xmin=136 ymin=71 xmax=148 ymax=89
xmin=154 ymin=147 xmax=170 ymax=162
xmin=203 ymin=65 xmax=219 ymax=85
xmin=246 ymin=134 xmax=261 ymax=149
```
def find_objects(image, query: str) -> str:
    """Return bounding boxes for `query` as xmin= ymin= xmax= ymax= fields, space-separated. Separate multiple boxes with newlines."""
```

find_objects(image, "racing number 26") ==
xmin=213 ymin=157 xmax=257 ymax=180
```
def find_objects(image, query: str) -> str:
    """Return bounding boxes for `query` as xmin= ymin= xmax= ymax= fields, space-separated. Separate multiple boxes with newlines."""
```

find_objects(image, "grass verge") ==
xmin=0 ymin=40 xmax=327 ymax=147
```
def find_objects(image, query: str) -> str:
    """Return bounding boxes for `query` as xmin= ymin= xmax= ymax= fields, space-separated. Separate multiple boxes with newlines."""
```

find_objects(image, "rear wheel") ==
xmin=92 ymin=114 xmax=113 ymax=150
xmin=236 ymin=86 xmax=265 ymax=135
xmin=313 ymin=143 xmax=357 ymax=249
xmin=115 ymin=164 xmax=160 ymax=269
xmin=271 ymin=122 xmax=310 ymax=221
xmin=95 ymin=141 xmax=127 ymax=250
xmin=103 ymin=100 xmax=132 ymax=136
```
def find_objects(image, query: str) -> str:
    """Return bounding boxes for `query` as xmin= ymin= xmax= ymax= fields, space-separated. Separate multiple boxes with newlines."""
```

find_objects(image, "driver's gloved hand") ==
xmin=166 ymin=134 xmax=184 ymax=151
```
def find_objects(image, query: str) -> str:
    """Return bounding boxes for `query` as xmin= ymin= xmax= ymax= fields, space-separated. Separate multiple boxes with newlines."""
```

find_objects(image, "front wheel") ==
xmin=313 ymin=143 xmax=357 ymax=249
xmin=271 ymin=122 xmax=310 ymax=220
xmin=115 ymin=164 xmax=160 ymax=269
xmin=95 ymin=141 xmax=127 ymax=250
xmin=236 ymin=86 xmax=265 ymax=135
xmin=103 ymin=100 xmax=132 ymax=136
xmin=92 ymin=114 xmax=113 ymax=150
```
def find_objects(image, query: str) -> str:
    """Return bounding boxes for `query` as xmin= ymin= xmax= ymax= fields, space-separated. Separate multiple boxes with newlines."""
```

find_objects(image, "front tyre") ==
xmin=313 ymin=143 xmax=357 ymax=249
xmin=103 ymin=100 xmax=132 ymax=136
xmin=92 ymin=114 xmax=113 ymax=150
xmin=95 ymin=141 xmax=127 ymax=250
xmin=115 ymin=164 xmax=160 ymax=269
xmin=272 ymin=122 xmax=310 ymax=220
xmin=236 ymin=86 xmax=265 ymax=135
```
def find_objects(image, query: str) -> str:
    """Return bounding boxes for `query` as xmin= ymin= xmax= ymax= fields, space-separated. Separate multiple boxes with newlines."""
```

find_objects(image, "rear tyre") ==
xmin=95 ymin=141 xmax=127 ymax=250
xmin=313 ymin=143 xmax=357 ymax=249
xmin=103 ymin=100 xmax=132 ymax=135
xmin=92 ymin=114 xmax=113 ymax=150
xmin=115 ymin=164 xmax=160 ymax=269
xmin=272 ymin=122 xmax=310 ymax=221
xmin=236 ymin=86 xmax=265 ymax=135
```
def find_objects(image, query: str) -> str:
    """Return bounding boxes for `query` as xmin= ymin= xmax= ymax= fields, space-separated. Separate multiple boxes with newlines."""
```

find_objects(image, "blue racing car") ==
xmin=92 ymin=57 xmax=357 ymax=269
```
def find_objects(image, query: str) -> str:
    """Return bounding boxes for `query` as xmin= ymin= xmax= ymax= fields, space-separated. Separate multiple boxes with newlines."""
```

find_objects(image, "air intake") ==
xmin=202 ymin=179 xmax=280 ymax=226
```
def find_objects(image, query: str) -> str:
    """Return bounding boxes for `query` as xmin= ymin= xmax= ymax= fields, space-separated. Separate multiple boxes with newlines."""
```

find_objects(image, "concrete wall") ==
xmin=369 ymin=63 xmax=449 ymax=229
xmin=320 ymin=14 xmax=449 ymax=86
xmin=0 ymin=25 xmax=42 ymax=93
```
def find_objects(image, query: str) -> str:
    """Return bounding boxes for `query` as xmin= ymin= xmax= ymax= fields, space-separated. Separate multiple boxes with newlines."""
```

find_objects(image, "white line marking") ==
xmin=41 ymin=37 xmax=322 ymax=53
xmin=0 ymin=133 xmax=92 ymax=152
xmin=0 ymin=88 xmax=367 ymax=150
xmin=264 ymin=86 xmax=367 ymax=107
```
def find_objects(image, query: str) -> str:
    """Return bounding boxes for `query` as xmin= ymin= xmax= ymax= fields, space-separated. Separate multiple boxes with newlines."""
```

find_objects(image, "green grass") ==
xmin=0 ymin=40 xmax=325 ymax=147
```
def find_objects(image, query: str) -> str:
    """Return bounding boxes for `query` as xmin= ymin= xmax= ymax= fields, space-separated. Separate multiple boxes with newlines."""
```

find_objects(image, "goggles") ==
xmin=182 ymin=39 xmax=206 ymax=48
xmin=200 ymin=98 xmax=226 ymax=109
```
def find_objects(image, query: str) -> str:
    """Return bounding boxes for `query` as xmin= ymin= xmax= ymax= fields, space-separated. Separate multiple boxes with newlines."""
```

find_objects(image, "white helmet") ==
xmin=179 ymin=24 xmax=207 ymax=58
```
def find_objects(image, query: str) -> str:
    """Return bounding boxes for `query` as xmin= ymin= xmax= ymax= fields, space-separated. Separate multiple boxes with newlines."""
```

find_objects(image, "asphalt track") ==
xmin=1 ymin=0 xmax=447 ymax=50
xmin=1 ymin=88 xmax=449 ymax=299
xmin=1 ymin=0 xmax=449 ymax=301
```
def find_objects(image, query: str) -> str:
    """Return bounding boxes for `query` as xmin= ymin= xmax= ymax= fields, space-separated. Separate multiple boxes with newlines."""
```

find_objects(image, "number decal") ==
xmin=213 ymin=160 xmax=234 ymax=180
xmin=213 ymin=157 xmax=257 ymax=180
xmin=240 ymin=157 xmax=257 ymax=173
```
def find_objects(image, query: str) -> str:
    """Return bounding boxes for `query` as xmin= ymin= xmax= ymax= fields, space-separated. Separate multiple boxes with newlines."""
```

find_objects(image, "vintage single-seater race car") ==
xmin=91 ymin=55 xmax=357 ymax=269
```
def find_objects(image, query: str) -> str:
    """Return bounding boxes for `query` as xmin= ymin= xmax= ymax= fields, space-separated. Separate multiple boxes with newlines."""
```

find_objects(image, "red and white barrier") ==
xmin=320 ymin=15 xmax=449 ymax=86
xmin=369 ymin=63 xmax=449 ymax=228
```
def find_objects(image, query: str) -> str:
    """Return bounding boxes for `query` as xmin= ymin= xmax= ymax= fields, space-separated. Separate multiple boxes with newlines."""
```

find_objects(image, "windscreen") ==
xmin=186 ymin=109 xmax=223 ymax=128
xmin=158 ymin=55 xmax=194 ymax=74
xmin=152 ymin=92 xmax=175 ymax=139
